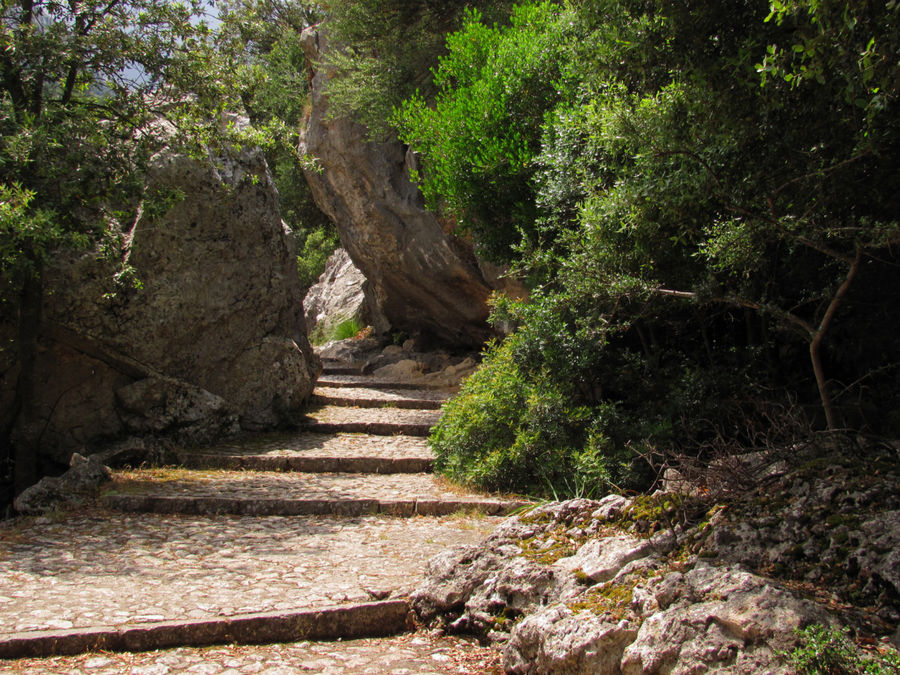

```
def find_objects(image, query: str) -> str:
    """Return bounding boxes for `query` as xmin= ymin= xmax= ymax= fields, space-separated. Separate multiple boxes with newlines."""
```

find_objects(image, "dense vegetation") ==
xmin=3 ymin=0 xmax=898 ymax=504
xmin=0 ymin=0 xmax=331 ymax=505
xmin=327 ymin=0 xmax=900 ymax=497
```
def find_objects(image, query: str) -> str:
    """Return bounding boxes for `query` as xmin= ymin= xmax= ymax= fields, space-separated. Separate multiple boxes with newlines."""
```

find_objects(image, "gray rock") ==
xmin=115 ymin=377 xmax=239 ymax=443
xmin=414 ymin=499 xmax=844 ymax=675
xmin=303 ymin=248 xmax=388 ymax=338
xmin=620 ymin=564 xmax=832 ymax=674
xmin=13 ymin=453 xmax=111 ymax=514
xmin=504 ymin=604 xmax=638 ymax=674
xmin=554 ymin=535 xmax=654 ymax=584
xmin=18 ymin=144 xmax=318 ymax=467
xmin=299 ymin=26 xmax=525 ymax=347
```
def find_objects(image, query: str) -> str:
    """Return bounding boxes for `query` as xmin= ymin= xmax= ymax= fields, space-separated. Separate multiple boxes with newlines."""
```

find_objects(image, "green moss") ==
xmin=518 ymin=530 xmax=581 ymax=565
xmin=568 ymin=579 xmax=636 ymax=620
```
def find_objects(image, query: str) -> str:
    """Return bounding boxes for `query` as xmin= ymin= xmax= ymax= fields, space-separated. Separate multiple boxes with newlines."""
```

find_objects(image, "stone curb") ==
xmin=0 ymin=601 xmax=412 ymax=660
xmin=175 ymin=453 xmax=434 ymax=474
xmin=102 ymin=495 xmax=530 ymax=517
xmin=300 ymin=421 xmax=433 ymax=437
xmin=312 ymin=394 xmax=444 ymax=410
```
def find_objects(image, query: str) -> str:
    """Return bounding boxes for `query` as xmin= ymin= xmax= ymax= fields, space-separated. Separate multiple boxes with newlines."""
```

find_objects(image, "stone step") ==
xmin=317 ymin=374 xmax=456 ymax=392
xmin=101 ymin=469 xmax=529 ymax=517
xmin=0 ymin=601 xmax=410 ymax=660
xmin=175 ymin=432 xmax=434 ymax=474
xmin=0 ymin=508 xmax=502 ymax=658
xmin=301 ymin=405 xmax=441 ymax=437
xmin=313 ymin=386 xmax=446 ymax=410
xmin=320 ymin=364 xmax=364 ymax=376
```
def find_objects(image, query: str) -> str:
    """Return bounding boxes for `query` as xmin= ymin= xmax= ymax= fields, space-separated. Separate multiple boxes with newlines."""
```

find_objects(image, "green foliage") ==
xmin=309 ymin=316 xmax=365 ymax=345
xmin=406 ymin=0 xmax=900 ymax=480
xmin=396 ymin=2 xmax=579 ymax=260
xmin=331 ymin=317 xmax=365 ymax=341
xmin=216 ymin=0 xmax=334 ymax=286
xmin=0 ymin=184 xmax=65 ymax=294
xmin=786 ymin=625 xmax=900 ymax=675
xmin=0 ymin=0 xmax=257 ymax=296
xmin=322 ymin=0 xmax=515 ymax=138
xmin=297 ymin=226 xmax=339 ymax=292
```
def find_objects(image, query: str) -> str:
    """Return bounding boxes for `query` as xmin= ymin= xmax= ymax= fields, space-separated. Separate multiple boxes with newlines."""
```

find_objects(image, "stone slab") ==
xmin=175 ymin=431 xmax=435 ymax=473
xmin=303 ymin=405 xmax=441 ymax=433
xmin=178 ymin=453 xmax=433 ymax=474
xmin=313 ymin=392 xmax=444 ymax=410
xmin=317 ymin=375 xmax=455 ymax=392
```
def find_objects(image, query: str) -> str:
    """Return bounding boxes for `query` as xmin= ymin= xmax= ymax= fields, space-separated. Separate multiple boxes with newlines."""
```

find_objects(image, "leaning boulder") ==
xmin=17 ymin=145 xmax=318 ymax=468
xmin=299 ymin=26 xmax=525 ymax=347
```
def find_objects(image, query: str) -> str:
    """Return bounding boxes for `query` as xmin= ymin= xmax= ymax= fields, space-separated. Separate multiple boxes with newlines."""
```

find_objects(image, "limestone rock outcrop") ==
xmin=299 ymin=26 xmax=524 ymax=347
xmin=15 ymin=146 xmax=318 ymax=469
xmin=303 ymin=247 xmax=388 ymax=339
xmin=412 ymin=497 xmax=844 ymax=674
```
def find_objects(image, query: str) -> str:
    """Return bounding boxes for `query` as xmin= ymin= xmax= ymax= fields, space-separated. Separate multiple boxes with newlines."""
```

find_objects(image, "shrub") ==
xmin=785 ymin=625 xmax=900 ymax=675
xmin=309 ymin=316 xmax=365 ymax=346
xmin=296 ymin=226 xmax=339 ymax=292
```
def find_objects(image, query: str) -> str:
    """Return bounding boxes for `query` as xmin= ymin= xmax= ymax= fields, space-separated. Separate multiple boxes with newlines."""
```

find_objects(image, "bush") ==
xmin=296 ymin=226 xmax=339 ymax=292
xmin=785 ymin=625 xmax=900 ymax=675
xmin=309 ymin=316 xmax=365 ymax=346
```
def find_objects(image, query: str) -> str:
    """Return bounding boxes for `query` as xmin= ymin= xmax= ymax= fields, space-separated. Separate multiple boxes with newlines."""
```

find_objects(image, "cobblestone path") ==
xmin=0 ymin=359 xmax=520 ymax=672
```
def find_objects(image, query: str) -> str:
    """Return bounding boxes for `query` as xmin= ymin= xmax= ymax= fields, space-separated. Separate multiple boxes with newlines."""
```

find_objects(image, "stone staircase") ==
xmin=0 ymin=358 xmax=529 ymax=662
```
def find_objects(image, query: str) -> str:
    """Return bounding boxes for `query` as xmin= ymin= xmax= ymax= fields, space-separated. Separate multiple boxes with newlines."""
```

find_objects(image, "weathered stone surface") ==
xmin=299 ymin=26 xmax=524 ymax=346
xmin=13 ymin=453 xmax=110 ymax=515
xmin=304 ymin=248 xmax=388 ymax=337
xmin=0 ymin=602 xmax=413 ymax=659
xmin=554 ymin=535 xmax=654 ymax=584
xmin=620 ymin=564 xmax=831 ymax=674
xmin=412 ymin=497 xmax=851 ymax=674
xmin=0 ymin=508 xmax=500 ymax=637
xmin=505 ymin=604 xmax=638 ymax=675
xmin=115 ymin=376 xmax=239 ymax=441
xmin=18 ymin=145 xmax=318 ymax=467
xmin=0 ymin=630 xmax=501 ymax=674
xmin=703 ymin=448 xmax=900 ymax=624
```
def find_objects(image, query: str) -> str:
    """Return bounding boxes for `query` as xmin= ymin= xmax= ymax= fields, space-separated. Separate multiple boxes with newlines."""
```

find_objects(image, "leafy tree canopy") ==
xmin=393 ymin=0 xmax=900 ymax=495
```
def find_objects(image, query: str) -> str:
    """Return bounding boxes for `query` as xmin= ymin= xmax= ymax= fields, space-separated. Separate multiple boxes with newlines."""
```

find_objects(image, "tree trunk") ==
xmin=10 ymin=267 xmax=43 ymax=497
xmin=808 ymin=249 xmax=862 ymax=432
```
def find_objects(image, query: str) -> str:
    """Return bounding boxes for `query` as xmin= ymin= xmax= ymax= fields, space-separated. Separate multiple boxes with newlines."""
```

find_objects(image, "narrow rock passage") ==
xmin=0 ymin=358 xmax=522 ymax=671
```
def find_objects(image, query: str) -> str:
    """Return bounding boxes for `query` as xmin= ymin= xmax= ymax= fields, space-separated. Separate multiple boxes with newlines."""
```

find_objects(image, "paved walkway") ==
xmin=1 ymin=511 xmax=497 ymax=633
xmin=0 ymin=360 xmax=520 ymax=671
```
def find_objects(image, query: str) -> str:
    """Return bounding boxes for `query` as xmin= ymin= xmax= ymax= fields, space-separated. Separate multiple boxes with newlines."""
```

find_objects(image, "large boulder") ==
xmin=299 ymin=26 xmax=524 ymax=347
xmin=15 ymin=146 xmax=318 ymax=468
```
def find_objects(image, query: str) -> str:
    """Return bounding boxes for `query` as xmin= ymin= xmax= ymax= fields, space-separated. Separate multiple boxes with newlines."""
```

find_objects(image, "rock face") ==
xmin=303 ymin=248 xmax=388 ymax=339
xmin=15 ymin=147 xmax=318 ymax=469
xmin=413 ymin=497 xmax=840 ymax=674
xmin=299 ymin=26 xmax=524 ymax=347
